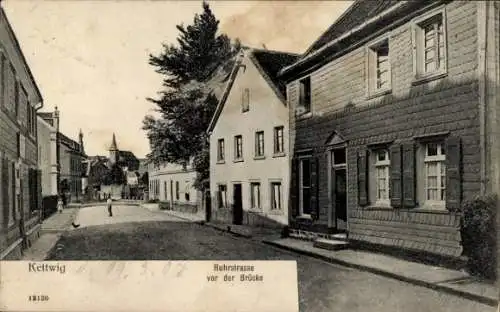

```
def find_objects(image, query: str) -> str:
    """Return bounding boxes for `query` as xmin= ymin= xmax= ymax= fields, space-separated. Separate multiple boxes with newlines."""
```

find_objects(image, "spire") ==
xmin=78 ymin=129 xmax=85 ymax=154
xmin=109 ymin=133 xmax=118 ymax=151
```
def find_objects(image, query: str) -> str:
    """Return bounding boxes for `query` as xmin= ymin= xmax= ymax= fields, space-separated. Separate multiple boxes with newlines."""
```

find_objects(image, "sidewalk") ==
xmin=21 ymin=208 xmax=79 ymax=260
xmin=159 ymin=208 xmax=497 ymax=307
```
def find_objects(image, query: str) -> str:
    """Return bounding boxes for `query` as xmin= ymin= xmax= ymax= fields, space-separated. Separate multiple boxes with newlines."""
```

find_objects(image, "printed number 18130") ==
xmin=28 ymin=295 xmax=49 ymax=302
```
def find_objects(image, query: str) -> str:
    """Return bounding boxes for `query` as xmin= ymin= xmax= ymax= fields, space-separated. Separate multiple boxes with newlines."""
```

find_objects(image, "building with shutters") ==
xmin=207 ymin=48 xmax=298 ymax=227
xmin=58 ymin=131 xmax=86 ymax=203
xmin=0 ymin=5 xmax=44 ymax=260
xmin=280 ymin=0 xmax=500 ymax=258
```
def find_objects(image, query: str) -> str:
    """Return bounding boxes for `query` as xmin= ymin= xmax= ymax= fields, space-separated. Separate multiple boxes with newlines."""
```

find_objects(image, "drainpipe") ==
xmin=477 ymin=1 xmax=488 ymax=196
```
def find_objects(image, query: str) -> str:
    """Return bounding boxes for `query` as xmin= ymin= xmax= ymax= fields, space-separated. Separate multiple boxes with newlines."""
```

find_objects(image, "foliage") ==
xmin=143 ymin=1 xmax=239 ymax=190
xmin=140 ymin=171 xmax=149 ymax=187
xmin=159 ymin=201 xmax=171 ymax=210
xmin=102 ymin=164 xmax=126 ymax=186
xmin=461 ymin=194 xmax=497 ymax=280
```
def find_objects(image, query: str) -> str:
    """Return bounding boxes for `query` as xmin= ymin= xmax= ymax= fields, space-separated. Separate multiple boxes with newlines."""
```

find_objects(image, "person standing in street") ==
xmin=57 ymin=196 xmax=64 ymax=213
xmin=107 ymin=195 xmax=113 ymax=217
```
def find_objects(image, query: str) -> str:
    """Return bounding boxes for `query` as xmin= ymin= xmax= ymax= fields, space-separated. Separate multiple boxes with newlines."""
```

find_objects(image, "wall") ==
xmin=209 ymin=52 xmax=290 ymax=227
xmin=37 ymin=116 xmax=57 ymax=196
xmin=287 ymin=1 xmax=480 ymax=257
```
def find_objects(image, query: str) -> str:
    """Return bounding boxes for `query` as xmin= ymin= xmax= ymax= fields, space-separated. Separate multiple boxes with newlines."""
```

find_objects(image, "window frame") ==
xmin=234 ymin=135 xmax=243 ymax=161
xmin=372 ymin=149 xmax=391 ymax=207
xmin=366 ymin=37 xmax=392 ymax=97
xmin=217 ymin=184 xmax=228 ymax=209
xmin=217 ymin=138 xmax=225 ymax=162
xmin=273 ymin=126 xmax=285 ymax=155
xmin=423 ymin=142 xmax=446 ymax=208
xmin=270 ymin=181 xmax=282 ymax=211
xmin=297 ymin=76 xmax=312 ymax=116
xmin=412 ymin=7 xmax=448 ymax=83
xmin=255 ymin=131 xmax=265 ymax=158
xmin=250 ymin=181 xmax=261 ymax=210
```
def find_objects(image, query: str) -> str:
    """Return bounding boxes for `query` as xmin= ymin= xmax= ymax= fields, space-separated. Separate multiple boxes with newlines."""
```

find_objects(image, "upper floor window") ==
xmin=234 ymin=135 xmax=243 ymax=160
xmin=413 ymin=10 xmax=447 ymax=80
xmin=367 ymin=39 xmax=391 ymax=95
xmin=217 ymin=138 xmax=225 ymax=162
xmin=241 ymin=88 xmax=249 ymax=112
xmin=255 ymin=131 xmax=264 ymax=157
xmin=274 ymin=126 xmax=284 ymax=154
xmin=297 ymin=76 xmax=311 ymax=115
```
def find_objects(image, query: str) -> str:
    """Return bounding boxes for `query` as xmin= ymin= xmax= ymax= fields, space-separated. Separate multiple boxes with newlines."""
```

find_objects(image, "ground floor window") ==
xmin=369 ymin=149 xmax=390 ymax=206
xmin=270 ymin=182 xmax=281 ymax=210
xmin=422 ymin=141 xmax=446 ymax=207
xmin=175 ymin=181 xmax=180 ymax=200
xmin=250 ymin=182 xmax=261 ymax=209
xmin=185 ymin=181 xmax=190 ymax=202
xmin=218 ymin=184 xmax=227 ymax=208
xmin=299 ymin=157 xmax=312 ymax=216
xmin=164 ymin=181 xmax=167 ymax=200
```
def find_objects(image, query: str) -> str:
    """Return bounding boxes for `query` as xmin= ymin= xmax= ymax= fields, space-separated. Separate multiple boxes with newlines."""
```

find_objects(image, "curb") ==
xmin=263 ymin=240 xmax=497 ymax=307
xmin=202 ymin=222 xmax=252 ymax=239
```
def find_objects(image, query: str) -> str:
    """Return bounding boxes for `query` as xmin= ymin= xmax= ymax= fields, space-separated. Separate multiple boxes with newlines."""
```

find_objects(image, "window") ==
xmin=250 ymin=182 xmax=261 ymax=209
xmin=271 ymin=182 xmax=282 ymax=210
xmin=370 ymin=149 xmax=390 ymax=206
xmin=413 ymin=10 xmax=446 ymax=79
xmin=164 ymin=181 xmax=167 ymax=200
xmin=217 ymin=184 xmax=227 ymax=208
xmin=234 ymin=135 xmax=243 ymax=160
xmin=16 ymin=133 xmax=20 ymax=158
xmin=424 ymin=142 xmax=446 ymax=204
xmin=175 ymin=181 xmax=179 ymax=200
xmin=297 ymin=77 xmax=311 ymax=115
xmin=255 ymin=131 xmax=264 ymax=157
xmin=217 ymin=139 xmax=225 ymax=162
xmin=274 ymin=126 xmax=284 ymax=154
xmin=242 ymin=88 xmax=249 ymax=112
xmin=185 ymin=181 xmax=190 ymax=201
xmin=367 ymin=39 xmax=391 ymax=95
xmin=14 ymin=80 xmax=19 ymax=117
xmin=299 ymin=158 xmax=312 ymax=216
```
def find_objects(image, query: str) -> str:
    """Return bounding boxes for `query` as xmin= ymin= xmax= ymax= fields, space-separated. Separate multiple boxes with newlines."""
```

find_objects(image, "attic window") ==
xmin=297 ymin=77 xmax=311 ymax=115
xmin=242 ymin=88 xmax=249 ymax=112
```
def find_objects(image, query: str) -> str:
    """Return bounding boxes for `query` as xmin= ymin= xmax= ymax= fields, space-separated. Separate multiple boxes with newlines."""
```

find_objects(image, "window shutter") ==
xmin=290 ymin=158 xmax=299 ymax=218
xmin=37 ymin=170 xmax=42 ymax=211
xmin=445 ymin=136 xmax=461 ymax=211
xmin=402 ymin=142 xmax=416 ymax=208
xmin=310 ymin=156 xmax=319 ymax=220
xmin=1 ymin=156 xmax=7 ymax=226
xmin=357 ymin=150 xmax=369 ymax=206
xmin=390 ymin=145 xmax=402 ymax=207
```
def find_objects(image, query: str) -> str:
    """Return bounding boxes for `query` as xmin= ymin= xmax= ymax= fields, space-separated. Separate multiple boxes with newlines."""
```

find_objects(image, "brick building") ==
xmin=0 ymin=5 xmax=44 ymax=259
xmin=280 ymin=0 xmax=500 ymax=258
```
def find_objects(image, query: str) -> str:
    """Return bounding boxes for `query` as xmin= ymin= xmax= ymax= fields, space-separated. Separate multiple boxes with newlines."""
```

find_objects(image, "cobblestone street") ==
xmin=44 ymin=205 xmax=495 ymax=312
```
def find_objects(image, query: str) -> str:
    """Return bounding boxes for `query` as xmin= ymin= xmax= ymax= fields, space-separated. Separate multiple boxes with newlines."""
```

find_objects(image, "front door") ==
xmin=232 ymin=184 xmax=243 ymax=225
xmin=334 ymin=168 xmax=347 ymax=230
xmin=205 ymin=190 xmax=212 ymax=222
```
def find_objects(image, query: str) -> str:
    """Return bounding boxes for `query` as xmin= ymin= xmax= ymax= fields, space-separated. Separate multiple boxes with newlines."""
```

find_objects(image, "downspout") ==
xmin=477 ymin=1 xmax=488 ymax=196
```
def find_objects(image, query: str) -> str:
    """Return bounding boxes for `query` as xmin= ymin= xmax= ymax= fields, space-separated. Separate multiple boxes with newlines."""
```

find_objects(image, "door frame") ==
xmin=327 ymin=144 xmax=348 ymax=229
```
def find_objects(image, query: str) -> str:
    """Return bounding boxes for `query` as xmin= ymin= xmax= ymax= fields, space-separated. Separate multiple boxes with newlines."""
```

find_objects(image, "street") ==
xmin=48 ymin=205 xmax=494 ymax=312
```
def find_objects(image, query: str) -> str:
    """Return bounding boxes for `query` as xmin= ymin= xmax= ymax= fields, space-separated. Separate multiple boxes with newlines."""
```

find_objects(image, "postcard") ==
xmin=0 ymin=1 xmax=499 ymax=311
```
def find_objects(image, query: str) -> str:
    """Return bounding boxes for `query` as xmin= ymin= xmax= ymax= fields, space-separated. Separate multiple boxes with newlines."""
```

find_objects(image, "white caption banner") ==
xmin=0 ymin=260 xmax=298 ymax=312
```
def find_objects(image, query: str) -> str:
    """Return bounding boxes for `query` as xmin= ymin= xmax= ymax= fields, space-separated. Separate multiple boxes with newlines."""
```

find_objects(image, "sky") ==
xmin=2 ymin=0 xmax=352 ymax=158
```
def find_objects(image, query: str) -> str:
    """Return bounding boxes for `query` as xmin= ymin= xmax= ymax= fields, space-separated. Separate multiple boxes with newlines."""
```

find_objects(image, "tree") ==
xmin=102 ymin=164 xmax=126 ymax=186
xmin=143 ymin=1 xmax=239 ymax=190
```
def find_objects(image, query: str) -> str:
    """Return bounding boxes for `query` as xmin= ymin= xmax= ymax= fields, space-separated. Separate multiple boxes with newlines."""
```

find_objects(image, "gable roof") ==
xmin=207 ymin=48 xmax=298 ymax=133
xmin=303 ymin=0 xmax=399 ymax=57
xmin=280 ymin=0 xmax=408 ymax=78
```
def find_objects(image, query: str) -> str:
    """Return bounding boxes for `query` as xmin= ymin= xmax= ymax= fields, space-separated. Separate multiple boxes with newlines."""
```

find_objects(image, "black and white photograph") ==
xmin=0 ymin=0 xmax=499 ymax=311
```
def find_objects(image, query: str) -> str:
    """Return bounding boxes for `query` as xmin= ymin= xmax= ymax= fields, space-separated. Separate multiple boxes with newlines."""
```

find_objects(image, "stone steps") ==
xmin=313 ymin=238 xmax=350 ymax=251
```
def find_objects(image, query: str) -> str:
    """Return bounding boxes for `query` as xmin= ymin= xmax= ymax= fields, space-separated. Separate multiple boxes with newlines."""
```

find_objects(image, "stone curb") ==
xmin=262 ymin=240 xmax=497 ymax=308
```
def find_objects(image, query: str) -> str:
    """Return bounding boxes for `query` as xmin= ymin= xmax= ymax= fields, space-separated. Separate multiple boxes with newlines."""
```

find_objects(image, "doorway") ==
xmin=205 ymin=190 xmax=212 ymax=222
xmin=232 ymin=184 xmax=243 ymax=225
xmin=330 ymin=147 xmax=347 ymax=231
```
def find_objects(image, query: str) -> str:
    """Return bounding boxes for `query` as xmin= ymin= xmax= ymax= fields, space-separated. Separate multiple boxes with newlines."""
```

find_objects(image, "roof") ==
xmin=280 ymin=0 xmax=407 ymax=78
xmin=59 ymin=132 xmax=83 ymax=153
xmin=303 ymin=0 xmax=399 ymax=57
xmin=109 ymin=133 xmax=118 ymax=151
xmin=0 ymin=7 xmax=43 ymax=106
xmin=207 ymin=48 xmax=298 ymax=133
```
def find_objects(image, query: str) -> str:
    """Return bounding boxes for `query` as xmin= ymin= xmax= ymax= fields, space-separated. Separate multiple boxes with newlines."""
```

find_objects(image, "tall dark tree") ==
xmin=143 ymin=1 xmax=239 ymax=190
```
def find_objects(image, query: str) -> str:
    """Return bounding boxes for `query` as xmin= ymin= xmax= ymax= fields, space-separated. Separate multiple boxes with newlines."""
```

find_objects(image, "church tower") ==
xmin=109 ymin=133 xmax=118 ymax=164
xmin=78 ymin=128 xmax=85 ymax=154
